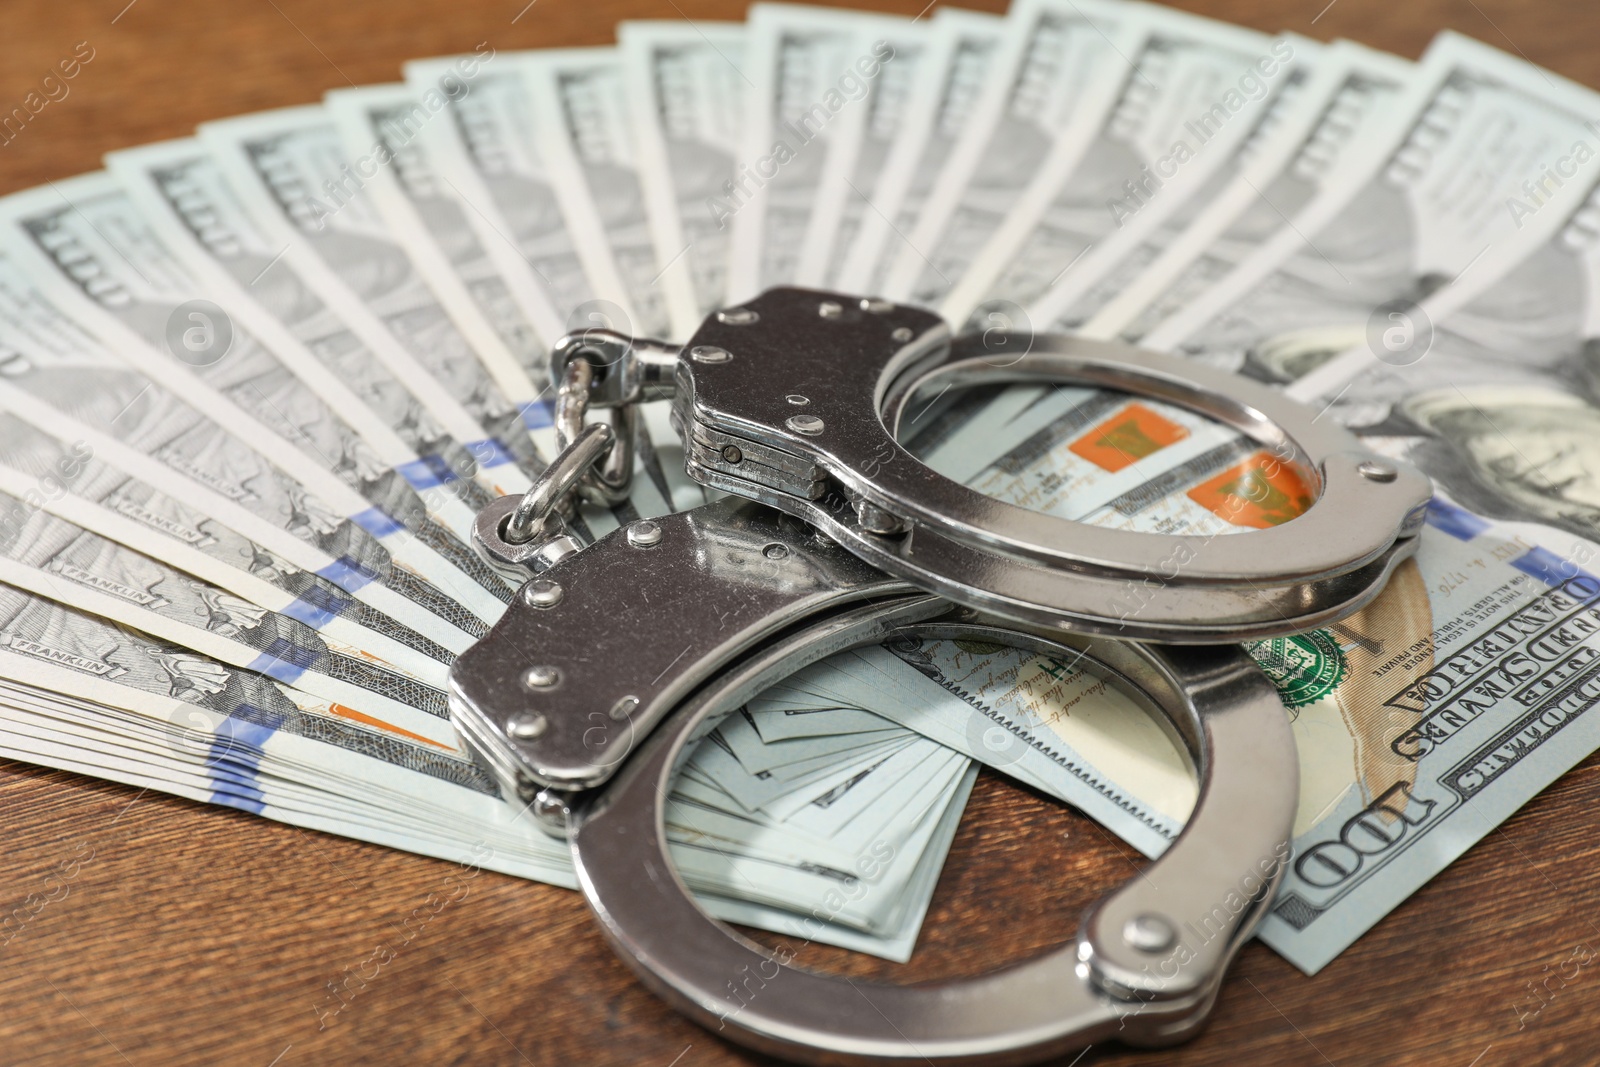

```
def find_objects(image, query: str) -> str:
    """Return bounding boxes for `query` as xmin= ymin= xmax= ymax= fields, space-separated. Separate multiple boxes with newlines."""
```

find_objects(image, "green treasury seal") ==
xmin=1244 ymin=630 xmax=1347 ymax=710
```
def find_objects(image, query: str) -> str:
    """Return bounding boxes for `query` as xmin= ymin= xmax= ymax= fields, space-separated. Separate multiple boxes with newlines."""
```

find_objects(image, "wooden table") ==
xmin=4 ymin=0 xmax=1600 ymax=1063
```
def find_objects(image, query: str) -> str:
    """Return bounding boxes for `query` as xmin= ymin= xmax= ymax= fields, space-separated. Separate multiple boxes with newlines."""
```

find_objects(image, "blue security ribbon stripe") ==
xmin=349 ymin=506 xmax=406 ymax=539
xmin=280 ymin=584 xmax=354 ymax=630
xmin=205 ymin=716 xmax=276 ymax=814
xmin=245 ymin=638 xmax=319 ymax=685
xmin=396 ymin=454 xmax=464 ymax=489
xmin=465 ymin=437 xmax=518 ymax=468
xmin=1424 ymin=498 xmax=1491 ymax=541
xmin=316 ymin=554 xmax=382 ymax=593
xmin=1511 ymin=545 xmax=1600 ymax=590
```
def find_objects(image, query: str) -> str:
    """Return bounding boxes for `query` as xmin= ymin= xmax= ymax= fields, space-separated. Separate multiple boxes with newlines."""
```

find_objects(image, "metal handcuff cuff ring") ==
xmin=453 ymin=288 xmax=1431 ymax=1065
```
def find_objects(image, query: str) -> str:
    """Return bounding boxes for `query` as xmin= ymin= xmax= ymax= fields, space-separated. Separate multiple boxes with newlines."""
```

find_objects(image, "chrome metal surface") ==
xmin=449 ymin=285 xmax=1372 ymax=1062
xmin=625 ymin=519 xmax=663 ymax=548
xmin=553 ymin=353 xmax=594 ymax=449
xmin=521 ymin=666 xmax=559 ymax=689
xmin=515 ymin=288 xmax=1427 ymax=640
xmin=567 ymin=597 xmax=1298 ymax=1065
xmin=1358 ymin=459 xmax=1399 ymax=482
xmin=506 ymin=711 xmax=547 ymax=740
xmin=472 ymin=493 xmax=584 ymax=581
xmin=531 ymin=787 xmax=571 ymax=837
xmin=553 ymin=358 xmax=635 ymax=507
xmin=449 ymin=497 xmax=910 ymax=794
xmin=669 ymin=287 xmax=1432 ymax=642
xmin=503 ymin=421 xmax=616 ymax=545
xmin=544 ymin=327 xmax=676 ymax=509
xmin=523 ymin=579 xmax=564 ymax=608
xmin=452 ymin=490 xmax=1301 ymax=1062
xmin=690 ymin=344 xmax=732 ymax=364
xmin=550 ymin=327 xmax=679 ymax=408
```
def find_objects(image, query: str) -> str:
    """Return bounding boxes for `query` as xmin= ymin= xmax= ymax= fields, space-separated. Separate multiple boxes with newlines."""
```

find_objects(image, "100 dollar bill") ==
xmin=819 ymin=350 xmax=1600 ymax=971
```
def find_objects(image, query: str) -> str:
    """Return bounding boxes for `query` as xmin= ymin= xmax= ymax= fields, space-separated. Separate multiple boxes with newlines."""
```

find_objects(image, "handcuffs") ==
xmin=449 ymin=288 xmax=1431 ymax=1065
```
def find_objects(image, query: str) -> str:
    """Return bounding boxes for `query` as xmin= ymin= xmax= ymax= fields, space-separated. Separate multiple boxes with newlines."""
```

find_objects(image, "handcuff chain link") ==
xmin=502 ymin=416 xmax=616 ymax=545
xmin=504 ymin=332 xmax=653 ymax=545
xmin=554 ymin=349 xmax=638 ymax=509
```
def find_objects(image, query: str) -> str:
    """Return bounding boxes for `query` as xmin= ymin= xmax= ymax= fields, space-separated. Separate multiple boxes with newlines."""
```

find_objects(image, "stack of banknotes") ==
xmin=5 ymin=0 xmax=1600 ymax=975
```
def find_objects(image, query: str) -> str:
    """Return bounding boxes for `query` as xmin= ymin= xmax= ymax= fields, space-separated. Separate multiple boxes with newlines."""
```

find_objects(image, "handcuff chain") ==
xmin=503 ymin=327 xmax=680 ymax=539
xmin=502 ymin=334 xmax=646 ymax=550
xmin=504 ymin=334 xmax=647 ymax=547
xmin=502 ymin=418 xmax=618 ymax=545
xmin=555 ymin=353 xmax=637 ymax=510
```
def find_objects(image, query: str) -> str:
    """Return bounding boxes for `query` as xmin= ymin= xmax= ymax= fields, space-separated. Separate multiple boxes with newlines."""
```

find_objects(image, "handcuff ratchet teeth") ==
xmin=454 ymin=288 xmax=1430 ymax=1064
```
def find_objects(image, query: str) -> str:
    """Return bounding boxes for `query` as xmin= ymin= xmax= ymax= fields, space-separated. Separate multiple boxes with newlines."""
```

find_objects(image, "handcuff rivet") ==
xmin=522 ymin=666 xmax=560 ymax=689
xmin=721 ymin=445 xmax=743 ymax=464
xmin=524 ymin=579 xmax=564 ymax=609
xmin=787 ymin=414 xmax=825 ymax=436
xmin=786 ymin=394 xmax=810 ymax=406
xmin=690 ymin=345 xmax=732 ymax=364
xmin=1358 ymin=460 xmax=1398 ymax=483
xmin=860 ymin=297 xmax=895 ymax=314
xmin=609 ymin=695 xmax=639 ymax=721
xmin=715 ymin=308 xmax=758 ymax=325
xmin=507 ymin=711 xmax=548 ymax=740
xmin=763 ymin=543 xmax=789 ymax=560
xmin=627 ymin=520 xmax=664 ymax=548
xmin=854 ymin=499 xmax=905 ymax=535
xmin=818 ymin=301 xmax=844 ymax=318
xmin=891 ymin=326 xmax=914 ymax=343
xmin=1122 ymin=913 xmax=1177 ymax=953
xmin=532 ymin=787 xmax=570 ymax=830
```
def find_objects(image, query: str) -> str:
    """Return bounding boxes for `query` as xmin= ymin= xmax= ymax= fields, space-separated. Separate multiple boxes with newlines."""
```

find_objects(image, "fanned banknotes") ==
xmin=5 ymin=0 xmax=1600 ymax=975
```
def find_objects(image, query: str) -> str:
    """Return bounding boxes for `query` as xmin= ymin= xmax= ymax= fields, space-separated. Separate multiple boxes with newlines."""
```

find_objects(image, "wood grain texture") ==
xmin=3 ymin=0 xmax=1600 ymax=1064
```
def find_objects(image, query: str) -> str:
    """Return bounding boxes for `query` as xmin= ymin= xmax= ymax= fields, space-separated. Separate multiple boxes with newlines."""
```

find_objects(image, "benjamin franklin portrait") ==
xmin=1240 ymin=211 xmax=1600 ymax=543
xmin=1400 ymin=386 xmax=1600 ymax=542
